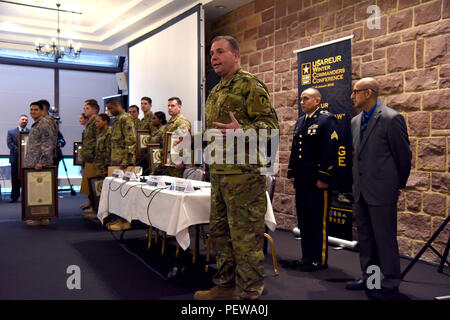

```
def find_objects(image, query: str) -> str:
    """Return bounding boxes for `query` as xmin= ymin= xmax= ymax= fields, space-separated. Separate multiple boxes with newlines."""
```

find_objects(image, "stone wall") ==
xmin=205 ymin=0 xmax=449 ymax=264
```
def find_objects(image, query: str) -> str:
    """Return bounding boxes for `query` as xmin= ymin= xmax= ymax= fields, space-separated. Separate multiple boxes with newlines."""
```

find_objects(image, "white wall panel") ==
xmin=59 ymin=70 xmax=117 ymax=156
xmin=0 ymin=64 xmax=54 ymax=156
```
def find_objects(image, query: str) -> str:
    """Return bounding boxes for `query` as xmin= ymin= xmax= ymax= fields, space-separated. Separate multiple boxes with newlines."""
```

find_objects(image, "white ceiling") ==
xmin=0 ymin=0 xmax=253 ymax=57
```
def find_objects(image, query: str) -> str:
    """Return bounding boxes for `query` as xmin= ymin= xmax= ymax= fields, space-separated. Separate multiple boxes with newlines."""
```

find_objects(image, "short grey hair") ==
xmin=211 ymin=35 xmax=240 ymax=54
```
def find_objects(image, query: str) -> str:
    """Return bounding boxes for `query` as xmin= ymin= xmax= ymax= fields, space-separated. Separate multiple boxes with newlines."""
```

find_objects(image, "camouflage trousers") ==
xmin=210 ymin=173 xmax=267 ymax=299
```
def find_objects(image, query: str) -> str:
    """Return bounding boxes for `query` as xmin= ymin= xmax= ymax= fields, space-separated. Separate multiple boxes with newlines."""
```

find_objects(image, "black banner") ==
xmin=296 ymin=36 xmax=353 ymax=241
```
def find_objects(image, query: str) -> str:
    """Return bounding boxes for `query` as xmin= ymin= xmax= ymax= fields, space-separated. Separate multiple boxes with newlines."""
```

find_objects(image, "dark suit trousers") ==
xmin=10 ymin=162 xmax=20 ymax=200
xmin=295 ymin=187 xmax=330 ymax=266
xmin=354 ymin=194 xmax=401 ymax=289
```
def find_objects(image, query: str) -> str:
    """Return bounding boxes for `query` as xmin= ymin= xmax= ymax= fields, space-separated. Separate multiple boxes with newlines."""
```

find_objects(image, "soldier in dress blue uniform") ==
xmin=287 ymin=87 xmax=339 ymax=271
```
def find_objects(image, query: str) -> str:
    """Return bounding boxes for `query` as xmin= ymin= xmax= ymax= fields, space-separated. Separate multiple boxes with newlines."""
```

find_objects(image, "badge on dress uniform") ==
xmin=308 ymin=124 xmax=318 ymax=135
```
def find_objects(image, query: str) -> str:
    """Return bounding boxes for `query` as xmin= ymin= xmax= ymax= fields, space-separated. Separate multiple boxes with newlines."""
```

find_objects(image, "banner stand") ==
xmin=294 ymin=35 xmax=355 ymax=244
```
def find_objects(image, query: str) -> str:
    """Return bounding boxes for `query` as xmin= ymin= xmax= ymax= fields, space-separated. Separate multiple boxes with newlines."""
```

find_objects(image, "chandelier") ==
xmin=34 ymin=3 xmax=81 ymax=62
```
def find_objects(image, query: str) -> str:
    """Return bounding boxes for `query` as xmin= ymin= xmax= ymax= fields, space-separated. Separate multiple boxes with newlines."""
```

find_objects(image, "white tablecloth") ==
xmin=97 ymin=176 xmax=277 ymax=250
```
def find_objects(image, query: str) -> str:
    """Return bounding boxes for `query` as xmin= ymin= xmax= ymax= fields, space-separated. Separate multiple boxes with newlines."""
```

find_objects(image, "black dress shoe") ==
xmin=300 ymin=262 xmax=327 ymax=272
xmin=280 ymin=259 xmax=310 ymax=270
xmin=346 ymin=277 xmax=366 ymax=290
xmin=367 ymin=287 xmax=399 ymax=300
xmin=9 ymin=199 xmax=18 ymax=203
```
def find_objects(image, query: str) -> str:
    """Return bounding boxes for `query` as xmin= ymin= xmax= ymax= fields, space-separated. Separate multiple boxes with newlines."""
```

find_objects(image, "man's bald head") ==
xmin=355 ymin=78 xmax=379 ymax=98
xmin=351 ymin=77 xmax=380 ymax=111
xmin=300 ymin=87 xmax=322 ymax=116
xmin=302 ymin=87 xmax=322 ymax=100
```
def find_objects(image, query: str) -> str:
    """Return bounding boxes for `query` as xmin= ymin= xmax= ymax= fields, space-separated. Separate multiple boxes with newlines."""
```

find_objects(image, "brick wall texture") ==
xmin=206 ymin=0 xmax=449 ymax=264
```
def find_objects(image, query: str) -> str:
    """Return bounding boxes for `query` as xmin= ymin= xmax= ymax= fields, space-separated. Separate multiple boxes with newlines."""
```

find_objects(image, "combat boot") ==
xmin=108 ymin=219 xmax=131 ymax=231
xmin=194 ymin=285 xmax=236 ymax=300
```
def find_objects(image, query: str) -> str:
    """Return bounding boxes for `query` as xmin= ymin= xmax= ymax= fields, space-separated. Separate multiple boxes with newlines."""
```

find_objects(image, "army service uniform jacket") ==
xmin=287 ymin=108 xmax=338 ymax=189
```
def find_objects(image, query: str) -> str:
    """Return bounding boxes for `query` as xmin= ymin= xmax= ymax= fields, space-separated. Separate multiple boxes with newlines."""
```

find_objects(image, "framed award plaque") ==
xmin=21 ymin=166 xmax=58 ymax=221
xmin=163 ymin=132 xmax=176 ymax=167
xmin=18 ymin=131 xmax=29 ymax=179
xmin=88 ymin=176 xmax=105 ymax=211
xmin=136 ymin=130 xmax=151 ymax=158
xmin=147 ymin=144 xmax=163 ymax=174
xmin=73 ymin=142 xmax=83 ymax=166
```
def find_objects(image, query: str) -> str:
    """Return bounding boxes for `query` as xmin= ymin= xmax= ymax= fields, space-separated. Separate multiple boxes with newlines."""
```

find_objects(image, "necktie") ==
xmin=361 ymin=113 xmax=370 ymax=131
xmin=360 ymin=113 xmax=369 ymax=140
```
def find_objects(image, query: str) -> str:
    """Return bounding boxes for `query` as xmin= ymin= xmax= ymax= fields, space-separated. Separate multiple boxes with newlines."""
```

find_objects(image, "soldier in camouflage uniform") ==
xmin=80 ymin=99 xmax=100 ymax=215
xmin=136 ymin=98 xmax=155 ymax=173
xmin=38 ymin=100 xmax=58 ymax=165
xmin=194 ymin=36 xmax=279 ymax=300
xmin=24 ymin=101 xmax=56 ymax=227
xmin=157 ymin=97 xmax=191 ymax=178
xmin=106 ymin=98 xmax=137 ymax=231
xmin=79 ymin=112 xmax=88 ymax=143
xmin=108 ymin=99 xmax=137 ymax=168
xmin=138 ymin=97 xmax=155 ymax=132
xmin=93 ymin=113 xmax=112 ymax=176
xmin=81 ymin=113 xmax=112 ymax=221
xmin=78 ymin=112 xmax=90 ymax=210
xmin=147 ymin=112 xmax=167 ymax=174
xmin=128 ymin=105 xmax=140 ymax=127
xmin=149 ymin=111 xmax=167 ymax=145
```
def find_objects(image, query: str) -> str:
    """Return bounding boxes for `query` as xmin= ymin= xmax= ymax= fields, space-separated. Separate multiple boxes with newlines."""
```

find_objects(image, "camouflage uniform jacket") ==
xmin=81 ymin=127 xmax=86 ymax=143
xmin=132 ymin=117 xmax=140 ymax=133
xmin=150 ymin=125 xmax=165 ymax=145
xmin=24 ymin=117 xmax=55 ymax=167
xmin=45 ymin=115 xmax=58 ymax=159
xmin=111 ymin=111 xmax=136 ymax=165
xmin=164 ymin=113 xmax=191 ymax=134
xmin=205 ymin=68 xmax=279 ymax=174
xmin=81 ymin=116 xmax=98 ymax=163
xmin=94 ymin=127 xmax=112 ymax=176
xmin=163 ymin=113 xmax=191 ymax=161
xmin=138 ymin=112 xmax=157 ymax=133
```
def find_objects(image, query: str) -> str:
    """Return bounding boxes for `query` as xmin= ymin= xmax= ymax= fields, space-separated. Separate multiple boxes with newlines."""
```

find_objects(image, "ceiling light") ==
xmin=34 ymin=3 xmax=81 ymax=62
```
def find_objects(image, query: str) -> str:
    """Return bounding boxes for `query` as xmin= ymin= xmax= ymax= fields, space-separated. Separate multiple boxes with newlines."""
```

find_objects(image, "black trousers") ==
xmin=10 ymin=162 xmax=21 ymax=200
xmin=354 ymin=194 xmax=401 ymax=289
xmin=295 ymin=187 xmax=330 ymax=266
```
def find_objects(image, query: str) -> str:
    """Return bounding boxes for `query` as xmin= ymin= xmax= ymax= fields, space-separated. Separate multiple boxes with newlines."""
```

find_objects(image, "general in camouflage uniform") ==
xmin=24 ymin=103 xmax=55 ymax=167
xmin=158 ymin=97 xmax=191 ymax=178
xmin=93 ymin=114 xmax=112 ymax=176
xmin=194 ymin=36 xmax=279 ymax=301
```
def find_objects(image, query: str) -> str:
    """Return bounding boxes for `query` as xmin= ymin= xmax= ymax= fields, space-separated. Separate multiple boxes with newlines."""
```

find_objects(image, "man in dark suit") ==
xmin=287 ymin=88 xmax=339 ymax=271
xmin=346 ymin=78 xmax=411 ymax=300
xmin=6 ymin=114 xmax=29 ymax=203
